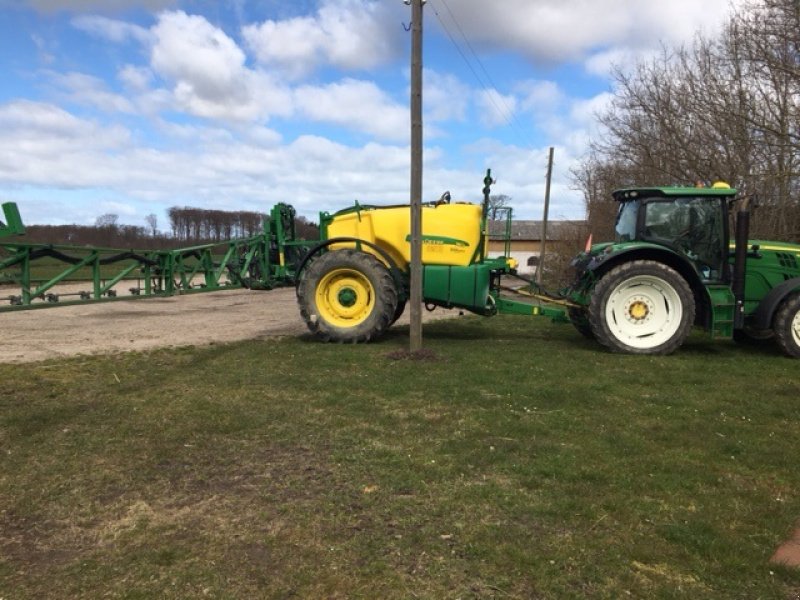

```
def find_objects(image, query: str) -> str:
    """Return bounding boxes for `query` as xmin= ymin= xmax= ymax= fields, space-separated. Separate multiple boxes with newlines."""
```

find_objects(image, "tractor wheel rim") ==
xmin=792 ymin=309 xmax=800 ymax=346
xmin=316 ymin=268 xmax=375 ymax=327
xmin=605 ymin=275 xmax=683 ymax=349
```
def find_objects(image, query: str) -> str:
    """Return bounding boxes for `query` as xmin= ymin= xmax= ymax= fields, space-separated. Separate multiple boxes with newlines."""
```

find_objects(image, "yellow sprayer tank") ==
xmin=324 ymin=202 xmax=485 ymax=269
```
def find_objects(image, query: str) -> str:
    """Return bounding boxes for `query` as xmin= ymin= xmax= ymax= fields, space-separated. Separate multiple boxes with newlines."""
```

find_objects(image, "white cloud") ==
xmin=0 ymin=101 xmax=130 ymax=186
xmin=293 ymin=79 xmax=408 ymax=141
xmin=151 ymin=11 xmax=245 ymax=99
xmin=98 ymin=200 xmax=137 ymax=217
xmin=0 ymin=100 xmax=404 ymax=221
xmin=424 ymin=69 xmax=469 ymax=123
xmin=471 ymin=141 xmax=584 ymax=220
xmin=118 ymin=65 xmax=153 ymax=91
xmin=476 ymin=88 xmax=518 ymax=128
xmin=9 ymin=2 xmax=709 ymax=226
xmin=517 ymin=80 xmax=564 ymax=113
xmin=0 ymin=97 xmax=593 ymax=230
xmin=570 ymin=92 xmax=614 ymax=127
xmin=583 ymin=47 xmax=636 ymax=77
xmin=49 ymin=71 xmax=136 ymax=113
xmin=0 ymin=101 xmax=129 ymax=147
xmin=243 ymin=0 xmax=403 ymax=79
xmin=149 ymin=11 xmax=292 ymax=122
xmin=242 ymin=16 xmax=324 ymax=80
xmin=432 ymin=0 xmax=739 ymax=74
xmin=70 ymin=10 xmax=411 ymax=135
xmin=71 ymin=15 xmax=153 ymax=44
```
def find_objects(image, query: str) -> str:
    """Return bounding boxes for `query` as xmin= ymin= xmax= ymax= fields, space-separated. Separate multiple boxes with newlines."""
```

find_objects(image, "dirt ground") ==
xmin=0 ymin=287 xmax=461 ymax=364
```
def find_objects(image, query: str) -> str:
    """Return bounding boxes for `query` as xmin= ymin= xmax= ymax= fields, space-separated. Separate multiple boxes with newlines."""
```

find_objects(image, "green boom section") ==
xmin=0 ymin=203 xmax=310 ymax=310
xmin=0 ymin=203 xmax=25 ymax=238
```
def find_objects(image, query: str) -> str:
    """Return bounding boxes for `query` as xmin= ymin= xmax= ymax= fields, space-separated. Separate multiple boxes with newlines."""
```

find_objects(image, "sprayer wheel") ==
xmin=297 ymin=249 xmax=398 ymax=343
xmin=568 ymin=307 xmax=594 ymax=339
xmin=390 ymin=299 xmax=407 ymax=325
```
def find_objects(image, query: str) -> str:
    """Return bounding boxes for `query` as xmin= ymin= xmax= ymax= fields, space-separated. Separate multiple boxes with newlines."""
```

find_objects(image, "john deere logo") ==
xmin=406 ymin=234 xmax=469 ymax=247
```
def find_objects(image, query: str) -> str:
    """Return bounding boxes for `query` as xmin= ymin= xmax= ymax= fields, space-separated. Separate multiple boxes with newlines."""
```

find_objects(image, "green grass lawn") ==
xmin=1 ymin=316 xmax=799 ymax=599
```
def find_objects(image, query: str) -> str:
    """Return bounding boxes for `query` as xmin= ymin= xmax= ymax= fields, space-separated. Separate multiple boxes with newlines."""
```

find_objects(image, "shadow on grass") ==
xmin=680 ymin=334 xmax=785 ymax=358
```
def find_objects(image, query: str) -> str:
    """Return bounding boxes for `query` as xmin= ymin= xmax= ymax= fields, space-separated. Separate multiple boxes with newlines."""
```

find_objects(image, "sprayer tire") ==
xmin=297 ymin=249 xmax=398 ymax=343
xmin=568 ymin=307 xmax=594 ymax=339
xmin=588 ymin=260 xmax=694 ymax=355
xmin=774 ymin=293 xmax=800 ymax=358
xmin=391 ymin=299 xmax=407 ymax=326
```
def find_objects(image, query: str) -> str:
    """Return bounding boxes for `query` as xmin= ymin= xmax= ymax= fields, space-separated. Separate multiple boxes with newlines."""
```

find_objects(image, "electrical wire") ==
xmin=429 ymin=0 xmax=535 ymax=149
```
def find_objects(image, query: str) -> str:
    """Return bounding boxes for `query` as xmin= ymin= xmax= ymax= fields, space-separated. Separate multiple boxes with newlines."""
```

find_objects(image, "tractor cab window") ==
xmin=614 ymin=199 xmax=640 ymax=242
xmin=642 ymin=197 xmax=726 ymax=281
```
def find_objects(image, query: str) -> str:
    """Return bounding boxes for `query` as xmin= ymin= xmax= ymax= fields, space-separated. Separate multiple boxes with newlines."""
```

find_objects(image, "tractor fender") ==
xmin=752 ymin=277 xmax=800 ymax=330
xmin=584 ymin=245 xmax=702 ymax=288
xmin=580 ymin=245 xmax=711 ymax=326
xmin=294 ymin=237 xmax=407 ymax=299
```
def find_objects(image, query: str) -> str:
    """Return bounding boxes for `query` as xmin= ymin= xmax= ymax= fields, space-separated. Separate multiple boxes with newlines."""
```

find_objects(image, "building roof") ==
xmin=488 ymin=219 xmax=587 ymax=241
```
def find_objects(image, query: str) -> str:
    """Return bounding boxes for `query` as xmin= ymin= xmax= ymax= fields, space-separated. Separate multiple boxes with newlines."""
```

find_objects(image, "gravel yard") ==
xmin=0 ymin=287 xmax=460 ymax=363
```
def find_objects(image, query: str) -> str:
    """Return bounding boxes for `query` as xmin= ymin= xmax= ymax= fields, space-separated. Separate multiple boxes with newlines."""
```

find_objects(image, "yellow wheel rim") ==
xmin=315 ymin=268 xmax=375 ymax=327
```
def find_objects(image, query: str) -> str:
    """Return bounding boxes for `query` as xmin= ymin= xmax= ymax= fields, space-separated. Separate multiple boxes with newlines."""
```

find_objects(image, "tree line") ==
xmin=166 ymin=206 xmax=319 ymax=243
xmin=574 ymin=0 xmax=800 ymax=242
xmin=15 ymin=207 xmax=319 ymax=249
xmin=167 ymin=206 xmax=264 ymax=242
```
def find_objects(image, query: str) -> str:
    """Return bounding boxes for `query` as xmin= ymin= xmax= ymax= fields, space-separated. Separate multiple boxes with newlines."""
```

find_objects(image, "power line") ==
xmin=430 ymin=0 xmax=534 ymax=148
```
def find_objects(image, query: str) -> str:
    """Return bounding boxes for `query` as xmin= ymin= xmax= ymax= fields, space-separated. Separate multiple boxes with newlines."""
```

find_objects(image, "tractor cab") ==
xmin=612 ymin=185 xmax=737 ymax=282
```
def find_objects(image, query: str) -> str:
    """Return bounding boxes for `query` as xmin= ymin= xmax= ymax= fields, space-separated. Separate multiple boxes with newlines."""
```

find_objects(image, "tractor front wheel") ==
xmin=774 ymin=293 xmax=800 ymax=358
xmin=588 ymin=260 xmax=695 ymax=355
xmin=297 ymin=249 xmax=398 ymax=343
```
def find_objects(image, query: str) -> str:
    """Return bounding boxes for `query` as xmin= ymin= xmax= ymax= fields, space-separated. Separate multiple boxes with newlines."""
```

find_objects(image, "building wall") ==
xmin=487 ymin=240 xmax=576 ymax=276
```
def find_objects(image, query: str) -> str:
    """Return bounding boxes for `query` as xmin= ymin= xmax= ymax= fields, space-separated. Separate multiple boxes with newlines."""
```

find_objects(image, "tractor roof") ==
xmin=612 ymin=185 xmax=738 ymax=202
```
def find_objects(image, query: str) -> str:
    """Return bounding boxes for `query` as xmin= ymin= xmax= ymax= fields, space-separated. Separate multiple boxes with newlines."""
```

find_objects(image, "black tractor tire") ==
xmin=390 ymin=299 xmax=407 ymax=326
xmin=773 ymin=293 xmax=800 ymax=358
xmin=568 ymin=307 xmax=594 ymax=339
xmin=588 ymin=260 xmax=695 ymax=355
xmin=297 ymin=249 xmax=398 ymax=343
xmin=732 ymin=326 xmax=774 ymax=345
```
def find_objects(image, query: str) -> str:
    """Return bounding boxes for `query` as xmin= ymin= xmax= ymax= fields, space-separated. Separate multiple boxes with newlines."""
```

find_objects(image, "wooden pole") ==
xmin=409 ymin=0 xmax=424 ymax=352
xmin=537 ymin=147 xmax=554 ymax=285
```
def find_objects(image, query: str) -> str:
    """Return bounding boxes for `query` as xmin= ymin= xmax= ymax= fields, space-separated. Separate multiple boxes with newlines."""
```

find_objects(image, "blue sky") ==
xmin=0 ymin=0 xmax=738 ymax=229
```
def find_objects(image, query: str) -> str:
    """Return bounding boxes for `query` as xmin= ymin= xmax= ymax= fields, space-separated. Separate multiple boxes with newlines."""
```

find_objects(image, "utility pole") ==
xmin=408 ymin=0 xmax=424 ymax=352
xmin=537 ymin=147 xmax=554 ymax=285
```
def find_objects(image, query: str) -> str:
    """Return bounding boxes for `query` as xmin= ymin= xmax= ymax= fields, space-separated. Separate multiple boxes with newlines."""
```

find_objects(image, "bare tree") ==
xmin=95 ymin=213 xmax=119 ymax=228
xmin=575 ymin=0 xmax=800 ymax=241
xmin=487 ymin=194 xmax=512 ymax=220
xmin=145 ymin=213 xmax=158 ymax=236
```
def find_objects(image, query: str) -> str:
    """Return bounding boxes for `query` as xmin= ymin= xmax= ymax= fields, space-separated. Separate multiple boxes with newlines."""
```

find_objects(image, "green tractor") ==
xmin=566 ymin=185 xmax=800 ymax=357
xmin=295 ymin=174 xmax=800 ymax=358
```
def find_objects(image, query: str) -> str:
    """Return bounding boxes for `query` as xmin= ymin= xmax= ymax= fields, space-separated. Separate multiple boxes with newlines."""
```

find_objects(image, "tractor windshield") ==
xmin=642 ymin=197 xmax=726 ymax=281
xmin=614 ymin=200 xmax=640 ymax=242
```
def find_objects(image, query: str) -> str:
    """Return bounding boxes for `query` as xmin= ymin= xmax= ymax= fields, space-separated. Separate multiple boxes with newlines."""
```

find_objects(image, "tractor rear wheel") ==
xmin=588 ymin=260 xmax=694 ymax=355
xmin=774 ymin=293 xmax=800 ymax=358
xmin=297 ymin=249 xmax=398 ymax=343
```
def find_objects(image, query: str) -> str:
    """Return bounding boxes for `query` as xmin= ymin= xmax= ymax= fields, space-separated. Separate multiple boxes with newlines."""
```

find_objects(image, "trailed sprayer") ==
xmin=295 ymin=172 xmax=800 ymax=357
